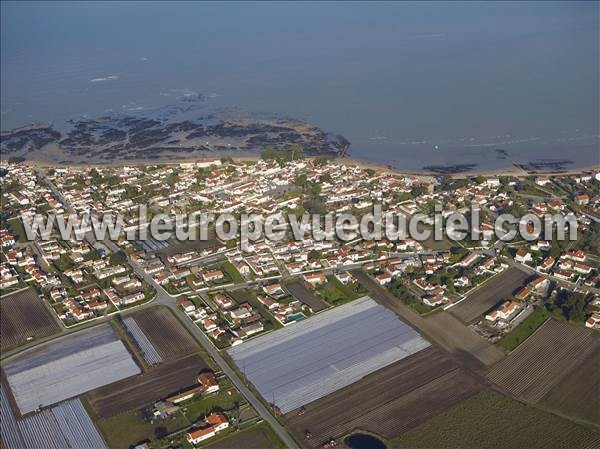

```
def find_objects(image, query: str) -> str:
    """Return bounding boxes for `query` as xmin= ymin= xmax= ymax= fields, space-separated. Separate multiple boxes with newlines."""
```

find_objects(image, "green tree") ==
xmin=411 ymin=185 xmax=428 ymax=197
xmin=314 ymin=156 xmax=330 ymax=166
xmin=289 ymin=144 xmax=305 ymax=160
xmin=307 ymin=250 xmax=321 ymax=260
xmin=319 ymin=173 xmax=333 ymax=183
xmin=294 ymin=174 xmax=308 ymax=188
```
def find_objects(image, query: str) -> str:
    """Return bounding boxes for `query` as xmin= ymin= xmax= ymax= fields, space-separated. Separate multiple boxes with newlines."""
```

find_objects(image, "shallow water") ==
xmin=345 ymin=433 xmax=387 ymax=449
xmin=1 ymin=2 xmax=598 ymax=170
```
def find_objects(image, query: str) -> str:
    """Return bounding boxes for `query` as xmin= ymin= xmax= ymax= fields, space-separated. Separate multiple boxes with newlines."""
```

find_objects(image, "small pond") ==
xmin=345 ymin=433 xmax=387 ymax=449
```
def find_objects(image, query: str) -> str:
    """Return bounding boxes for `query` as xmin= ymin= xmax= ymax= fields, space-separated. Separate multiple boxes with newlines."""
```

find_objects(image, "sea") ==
xmin=1 ymin=1 xmax=598 ymax=171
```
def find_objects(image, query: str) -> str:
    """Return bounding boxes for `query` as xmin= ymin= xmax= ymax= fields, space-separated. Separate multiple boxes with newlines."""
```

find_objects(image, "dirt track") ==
xmin=350 ymin=269 xmax=505 ymax=368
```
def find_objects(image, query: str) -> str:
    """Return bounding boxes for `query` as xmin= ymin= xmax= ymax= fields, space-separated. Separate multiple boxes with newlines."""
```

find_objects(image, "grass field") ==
xmin=91 ymin=379 xmax=244 ymax=449
xmin=219 ymin=261 xmax=245 ymax=284
xmin=315 ymin=276 xmax=366 ymax=306
xmin=390 ymin=390 xmax=600 ymax=449
xmin=7 ymin=217 xmax=27 ymax=243
xmin=94 ymin=408 xmax=189 ymax=449
xmin=203 ymin=422 xmax=286 ymax=449
xmin=496 ymin=307 xmax=550 ymax=352
xmin=182 ymin=380 xmax=242 ymax=422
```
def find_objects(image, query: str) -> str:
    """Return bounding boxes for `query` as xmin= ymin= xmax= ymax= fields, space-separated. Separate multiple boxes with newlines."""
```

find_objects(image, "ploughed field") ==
xmin=390 ymin=390 xmax=600 ymax=449
xmin=540 ymin=344 xmax=600 ymax=426
xmin=450 ymin=266 xmax=531 ymax=323
xmin=284 ymin=347 xmax=484 ymax=448
xmin=229 ymin=297 xmax=430 ymax=414
xmin=0 ymin=288 xmax=61 ymax=352
xmin=86 ymin=307 xmax=206 ymax=418
xmin=284 ymin=280 xmax=329 ymax=313
xmin=131 ymin=306 xmax=198 ymax=361
xmin=85 ymin=353 xmax=208 ymax=418
xmin=487 ymin=318 xmax=600 ymax=425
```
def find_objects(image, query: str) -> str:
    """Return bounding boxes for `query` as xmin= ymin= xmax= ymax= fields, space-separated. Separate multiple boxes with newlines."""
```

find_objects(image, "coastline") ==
xmin=12 ymin=153 xmax=599 ymax=179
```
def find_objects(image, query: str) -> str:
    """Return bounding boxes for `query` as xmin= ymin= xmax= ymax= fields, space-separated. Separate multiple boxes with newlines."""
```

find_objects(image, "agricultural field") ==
xmin=203 ymin=422 xmax=285 ymax=449
xmin=0 ymin=288 xmax=61 ymax=352
xmin=1 ymin=381 xmax=108 ymax=449
xmin=131 ymin=306 xmax=199 ymax=361
xmin=4 ymin=324 xmax=140 ymax=415
xmin=91 ymin=378 xmax=244 ymax=449
xmin=284 ymin=347 xmax=484 ymax=448
xmin=86 ymin=353 xmax=208 ymax=418
xmin=230 ymin=297 xmax=430 ymax=414
xmin=487 ymin=319 xmax=600 ymax=425
xmin=390 ymin=390 xmax=600 ymax=449
xmin=540 ymin=345 xmax=600 ymax=425
xmin=351 ymin=269 xmax=505 ymax=368
xmin=496 ymin=306 xmax=550 ymax=352
xmin=284 ymin=279 xmax=329 ymax=312
xmin=121 ymin=317 xmax=163 ymax=365
xmin=450 ymin=266 xmax=531 ymax=323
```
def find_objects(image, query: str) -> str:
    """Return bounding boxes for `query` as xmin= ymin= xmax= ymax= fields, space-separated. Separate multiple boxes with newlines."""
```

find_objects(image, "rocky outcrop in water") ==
xmin=1 ymin=113 xmax=350 ymax=163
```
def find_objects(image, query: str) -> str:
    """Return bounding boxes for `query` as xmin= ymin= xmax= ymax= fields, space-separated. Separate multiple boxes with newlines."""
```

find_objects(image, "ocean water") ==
xmin=1 ymin=1 xmax=598 ymax=170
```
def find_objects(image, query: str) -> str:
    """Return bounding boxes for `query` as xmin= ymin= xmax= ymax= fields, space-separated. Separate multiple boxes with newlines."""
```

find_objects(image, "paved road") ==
xmin=35 ymin=170 xmax=300 ymax=449
xmin=130 ymin=263 xmax=300 ymax=449
xmin=167 ymin=303 xmax=300 ymax=449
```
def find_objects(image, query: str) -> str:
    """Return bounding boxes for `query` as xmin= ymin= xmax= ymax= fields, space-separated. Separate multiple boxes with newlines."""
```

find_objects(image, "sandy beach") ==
xmin=14 ymin=153 xmax=598 ymax=180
